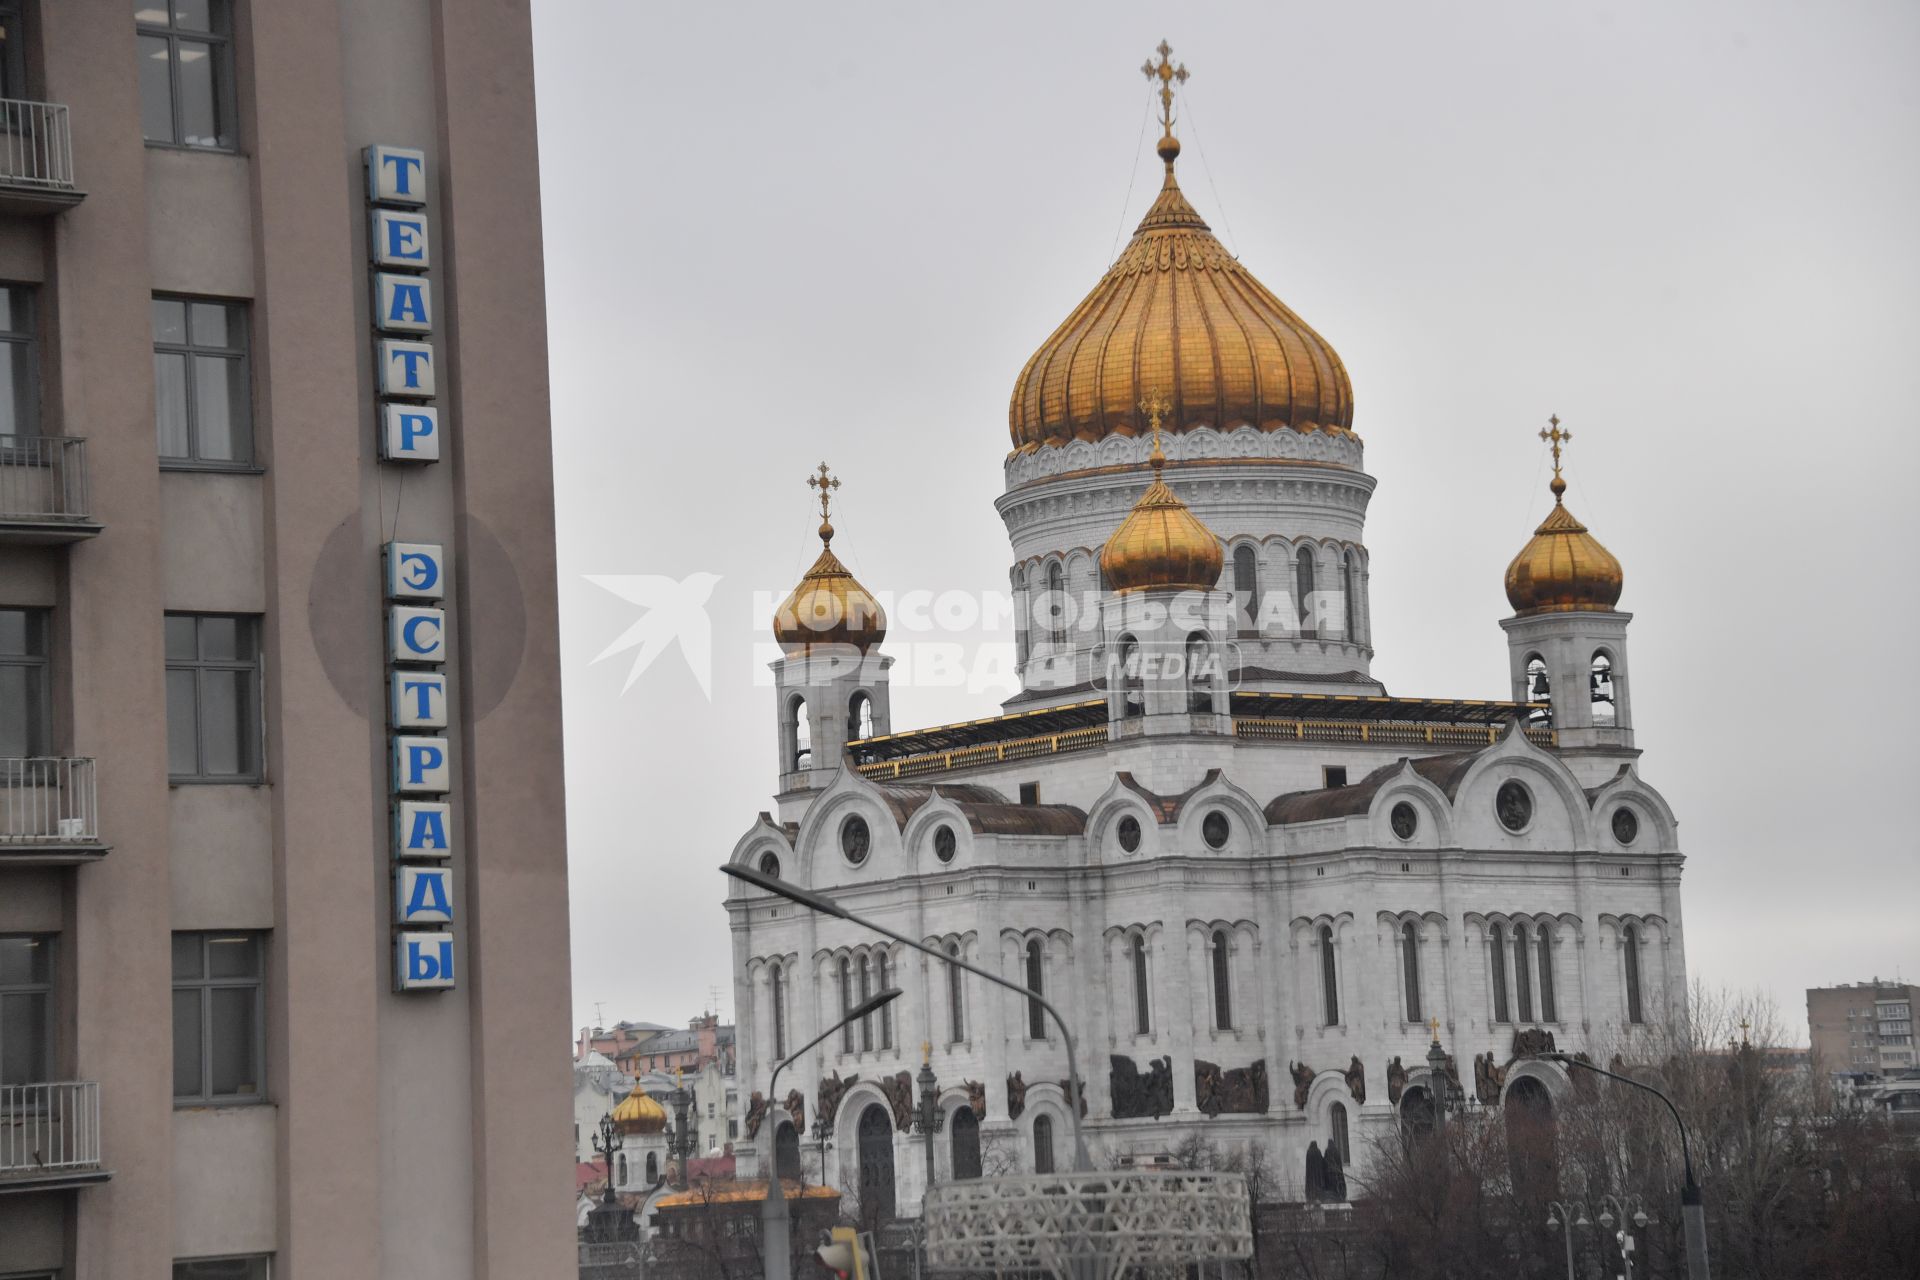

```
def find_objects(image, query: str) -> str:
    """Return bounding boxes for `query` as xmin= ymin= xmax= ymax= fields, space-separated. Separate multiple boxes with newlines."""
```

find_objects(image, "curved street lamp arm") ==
xmin=768 ymin=986 xmax=903 ymax=1106
xmin=1532 ymin=1052 xmax=1699 ymax=1196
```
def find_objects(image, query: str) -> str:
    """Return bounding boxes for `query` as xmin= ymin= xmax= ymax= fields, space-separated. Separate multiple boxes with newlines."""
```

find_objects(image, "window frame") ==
xmin=1513 ymin=923 xmax=1534 ymax=1023
xmin=1537 ymin=926 xmax=1558 ymax=1023
xmin=1318 ymin=924 xmax=1339 ymax=1026
xmin=1032 ymin=1112 xmax=1055 ymax=1174
xmin=137 ymin=0 xmax=239 ymax=153
xmin=1623 ymin=924 xmax=1645 ymax=1024
xmin=1490 ymin=923 xmax=1511 ymax=1023
xmin=1130 ymin=933 xmax=1150 ymax=1036
xmin=152 ymin=294 xmax=253 ymax=469
xmin=946 ymin=941 xmax=965 ymax=1044
xmin=0 ymin=605 xmax=51 ymax=758
xmin=165 ymin=612 xmax=264 ymax=784
xmin=171 ymin=930 xmax=266 ymax=1107
xmin=770 ymin=961 xmax=786 ymax=1061
xmin=0 ymin=932 xmax=53 ymax=1087
xmin=1024 ymin=939 xmax=1046 ymax=1042
xmin=172 ymin=1257 xmax=272 ymax=1280
xmin=0 ymin=282 xmax=39 ymax=444
xmin=1401 ymin=921 xmax=1421 ymax=1024
xmin=1210 ymin=929 xmax=1233 ymax=1031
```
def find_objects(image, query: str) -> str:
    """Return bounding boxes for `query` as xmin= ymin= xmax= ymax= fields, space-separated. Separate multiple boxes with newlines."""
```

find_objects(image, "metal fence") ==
xmin=0 ymin=757 xmax=99 ymax=843
xmin=0 ymin=1081 xmax=102 ymax=1177
xmin=0 ymin=436 xmax=91 ymax=523
xmin=0 ymin=99 xmax=75 ymax=190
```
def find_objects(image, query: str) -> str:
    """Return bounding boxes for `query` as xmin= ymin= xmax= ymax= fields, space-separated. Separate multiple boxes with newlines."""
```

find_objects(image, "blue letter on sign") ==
xmin=371 ymin=209 xmax=430 ymax=269
xmin=378 ymin=339 xmax=435 ymax=398
xmin=374 ymin=273 xmax=433 ymax=334
xmin=395 ymin=801 xmax=452 ymax=858
xmin=393 ymin=735 xmax=450 ymax=793
xmin=366 ymin=145 xmax=427 ymax=206
xmin=384 ymin=542 xmax=444 ymax=601
xmin=396 ymin=931 xmax=456 ymax=990
xmin=396 ymin=866 xmax=454 ymax=924
xmin=380 ymin=405 xmax=440 ymax=463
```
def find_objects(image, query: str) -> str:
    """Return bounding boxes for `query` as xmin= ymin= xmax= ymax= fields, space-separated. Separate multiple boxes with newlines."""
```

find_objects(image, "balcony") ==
xmin=0 ymin=437 xmax=99 ymax=543
xmin=0 ymin=1081 xmax=108 ymax=1193
xmin=0 ymin=100 xmax=82 ymax=215
xmin=1 ymin=758 xmax=106 ymax=865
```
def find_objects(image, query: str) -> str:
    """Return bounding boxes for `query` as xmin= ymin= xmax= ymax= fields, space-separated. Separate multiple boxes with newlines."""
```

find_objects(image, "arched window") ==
xmin=775 ymin=1121 xmax=802 ymax=1180
xmin=790 ymin=696 xmax=811 ymax=771
xmin=1119 ymin=637 xmax=1144 ymax=719
xmin=1319 ymin=924 xmax=1339 ymax=1025
xmin=771 ymin=961 xmax=787 ymax=1060
xmin=1015 ymin=565 xmax=1031 ymax=666
xmin=950 ymin=1106 xmax=982 ymax=1179
xmin=1211 ymin=929 xmax=1233 ymax=1030
xmin=839 ymin=956 xmax=854 ymax=1051
xmin=1401 ymin=921 xmax=1421 ymax=1023
xmin=947 ymin=942 xmax=965 ymax=1042
xmin=1514 ymin=924 xmax=1534 ymax=1022
xmin=1295 ymin=546 xmax=1317 ymax=634
xmin=876 ymin=951 xmax=893 ymax=1049
xmin=1187 ymin=634 xmax=1212 ymax=714
xmin=1032 ymin=1113 xmax=1055 ymax=1174
xmin=1343 ymin=549 xmax=1360 ymax=643
xmin=1525 ymin=656 xmax=1551 ymax=727
xmin=1591 ymin=652 xmax=1616 ymax=725
xmin=849 ymin=691 xmax=875 ymax=739
xmin=1025 ymin=939 xmax=1046 ymax=1041
xmin=1046 ymin=561 xmax=1066 ymax=647
xmin=1331 ymin=1101 xmax=1350 ymax=1164
xmin=1623 ymin=924 xmax=1645 ymax=1024
xmin=858 ymin=952 xmax=873 ymax=1051
xmin=617 ymin=1153 xmax=627 ymax=1185
xmin=1537 ymin=926 xmax=1557 ymax=1023
xmin=1131 ymin=934 xmax=1150 ymax=1035
xmin=1232 ymin=544 xmax=1260 ymax=633
xmin=1490 ymin=923 xmax=1511 ymax=1023
xmin=645 ymin=1151 xmax=658 ymax=1183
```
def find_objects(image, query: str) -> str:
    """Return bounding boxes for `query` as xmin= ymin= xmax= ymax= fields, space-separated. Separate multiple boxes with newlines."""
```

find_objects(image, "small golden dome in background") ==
xmin=1505 ymin=420 xmax=1623 ymax=615
xmin=611 ymin=1085 xmax=667 ymax=1136
xmin=1099 ymin=396 xmax=1226 ymax=594
xmin=773 ymin=464 xmax=888 ymax=654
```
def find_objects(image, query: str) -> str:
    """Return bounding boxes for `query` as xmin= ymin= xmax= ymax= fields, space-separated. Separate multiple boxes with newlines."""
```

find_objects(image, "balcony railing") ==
xmin=1235 ymin=717 xmax=1557 ymax=748
xmin=0 ymin=100 xmax=76 ymax=193
xmin=0 ymin=758 xmax=104 ymax=864
xmin=0 ymin=436 xmax=98 ymax=542
xmin=1 ymin=1082 xmax=103 ymax=1186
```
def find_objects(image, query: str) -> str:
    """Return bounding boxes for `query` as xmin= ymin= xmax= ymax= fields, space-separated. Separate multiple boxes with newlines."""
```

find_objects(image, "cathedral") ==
xmin=725 ymin=45 xmax=1686 ymax=1218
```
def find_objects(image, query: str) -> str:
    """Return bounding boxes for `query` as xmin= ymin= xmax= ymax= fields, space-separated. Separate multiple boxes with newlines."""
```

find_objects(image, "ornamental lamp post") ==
xmin=667 ymin=1069 xmax=695 ymax=1189
xmin=585 ymin=1109 xmax=639 ymax=1244
xmin=1545 ymin=1200 xmax=1591 ymax=1280
xmin=914 ymin=1041 xmax=944 ymax=1193
xmin=1425 ymin=1017 xmax=1453 ymax=1132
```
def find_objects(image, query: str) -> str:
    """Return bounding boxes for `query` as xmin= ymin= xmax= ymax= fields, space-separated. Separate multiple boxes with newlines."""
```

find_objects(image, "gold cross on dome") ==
xmin=1539 ymin=414 xmax=1572 ymax=483
xmin=1140 ymin=39 xmax=1189 ymax=134
xmin=1428 ymin=1015 xmax=1441 ymax=1043
xmin=807 ymin=461 xmax=840 ymax=523
xmin=1139 ymin=389 xmax=1172 ymax=469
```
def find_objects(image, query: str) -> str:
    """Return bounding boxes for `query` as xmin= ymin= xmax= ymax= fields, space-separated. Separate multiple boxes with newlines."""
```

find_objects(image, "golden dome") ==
xmin=1504 ymin=470 xmax=1623 ymax=616
xmin=1099 ymin=409 xmax=1225 ymax=594
xmin=1009 ymin=133 xmax=1353 ymax=453
xmin=774 ymin=466 xmax=888 ymax=655
xmin=611 ymin=1085 xmax=667 ymax=1136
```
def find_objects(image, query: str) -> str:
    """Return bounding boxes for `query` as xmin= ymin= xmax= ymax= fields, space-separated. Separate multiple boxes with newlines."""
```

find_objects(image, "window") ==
xmin=617 ymin=1153 xmax=627 ymax=1184
xmin=1046 ymin=562 xmax=1066 ymax=647
xmin=0 ymin=607 xmax=50 ymax=757
xmin=838 ymin=957 xmax=853 ymax=1052
xmin=1232 ymin=544 xmax=1260 ymax=633
xmin=876 ymin=951 xmax=893 ymax=1050
xmin=946 ymin=942 xmax=965 ymax=1043
xmin=0 ymin=284 xmax=37 ymax=443
xmin=1319 ymin=925 xmax=1339 ymax=1025
xmin=1401 ymin=922 xmax=1421 ymax=1023
xmin=849 ymin=691 xmax=874 ymax=739
xmin=770 ymin=962 xmax=786 ymax=1060
xmin=1131 ymin=934 xmax=1150 ymax=1035
xmin=1323 ymin=766 xmax=1348 ymax=789
xmin=0 ymin=934 xmax=51 ymax=1085
xmin=166 ymin=614 xmax=262 ymax=781
xmin=1032 ymin=1113 xmax=1055 ymax=1174
xmin=138 ymin=1 xmax=235 ymax=150
xmin=154 ymin=297 xmax=251 ymax=465
xmin=789 ymin=696 xmax=810 ymax=771
xmin=1623 ymin=925 xmax=1644 ymax=1024
xmin=0 ymin=2 xmax=26 ymax=100
xmin=1330 ymin=1101 xmax=1350 ymax=1164
xmin=1118 ymin=638 xmax=1143 ymax=718
xmin=1591 ymin=652 xmax=1615 ymax=725
xmin=1295 ymin=546 xmax=1317 ymax=634
xmin=1025 ymin=939 xmax=1045 ymax=1041
xmin=1490 ymin=924 xmax=1511 ymax=1023
xmin=174 ymin=1258 xmax=270 ymax=1280
xmin=1187 ymin=635 xmax=1211 ymax=713
xmin=1343 ymin=550 xmax=1360 ymax=643
xmin=1014 ymin=566 xmax=1031 ymax=665
xmin=1525 ymin=655 xmax=1551 ymax=726
xmin=1513 ymin=924 xmax=1534 ymax=1022
xmin=1538 ymin=927 xmax=1557 ymax=1023
xmin=857 ymin=953 xmax=872 ymax=1051
xmin=950 ymin=1105 xmax=982 ymax=1179
xmin=1211 ymin=929 xmax=1232 ymax=1030
xmin=172 ymin=932 xmax=263 ymax=1103
xmin=1019 ymin=782 xmax=1040 ymax=805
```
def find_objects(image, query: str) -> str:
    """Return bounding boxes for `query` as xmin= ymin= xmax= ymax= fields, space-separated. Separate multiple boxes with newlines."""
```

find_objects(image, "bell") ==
xmin=1530 ymin=671 xmax=1550 ymax=698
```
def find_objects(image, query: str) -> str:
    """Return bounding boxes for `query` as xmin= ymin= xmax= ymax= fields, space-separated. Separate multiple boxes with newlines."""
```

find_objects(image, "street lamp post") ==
xmin=914 ymin=1042 xmax=943 ymax=1193
xmin=666 ymin=1070 xmax=694 ymax=1190
xmin=1545 ymin=1200 xmax=1591 ymax=1280
xmin=759 ymin=986 xmax=903 ymax=1280
xmin=722 ymin=862 xmax=1095 ymax=1173
xmin=591 ymin=1110 xmax=623 ymax=1205
xmin=1596 ymin=1194 xmax=1650 ymax=1280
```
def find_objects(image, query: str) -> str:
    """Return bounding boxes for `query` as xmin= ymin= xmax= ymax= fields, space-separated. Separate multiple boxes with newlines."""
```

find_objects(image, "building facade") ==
xmin=0 ymin=3 xmax=573 ymax=1276
xmin=723 ymin=49 xmax=1690 ymax=1219
xmin=1808 ymin=980 xmax=1918 ymax=1076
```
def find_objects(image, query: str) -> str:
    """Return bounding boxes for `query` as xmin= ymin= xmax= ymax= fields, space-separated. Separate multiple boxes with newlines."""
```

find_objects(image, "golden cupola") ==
xmin=772 ymin=463 xmax=888 ymax=655
xmin=1009 ymin=43 xmax=1353 ymax=453
xmin=1504 ymin=418 xmax=1624 ymax=615
xmin=1099 ymin=395 xmax=1225 ymax=593
xmin=611 ymin=1084 xmax=668 ymax=1136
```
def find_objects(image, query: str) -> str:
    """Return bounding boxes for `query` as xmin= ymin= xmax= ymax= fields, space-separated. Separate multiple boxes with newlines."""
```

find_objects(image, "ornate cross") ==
xmin=1140 ymin=39 xmax=1189 ymax=135
xmin=1428 ymin=1015 xmax=1441 ymax=1044
xmin=807 ymin=461 xmax=840 ymax=523
xmin=1139 ymin=389 xmax=1172 ymax=469
xmin=1539 ymin=414 xmax=1571 ymax=483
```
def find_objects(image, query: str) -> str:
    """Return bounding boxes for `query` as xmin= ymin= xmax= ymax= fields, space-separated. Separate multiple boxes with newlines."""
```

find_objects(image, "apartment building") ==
xmin=0 ymin=3 xmax=574 ymax=1276
xmin=1807 ymin=980 xmax=1919 ymax=1077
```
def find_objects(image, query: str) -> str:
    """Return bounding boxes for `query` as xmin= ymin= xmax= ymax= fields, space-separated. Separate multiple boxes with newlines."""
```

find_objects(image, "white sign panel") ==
xmin=392 ymin=735 xmax=451 ymax=794
xmin=388 ymin=607 xmax=445 ymax=665
xmin=366 ymin=145 xmax=427 ymax=206
xmin=395 ymin=866 xmax=455 ymax=925
xmin=374 ymin=272 xmax=433 ymax=333
xmin=384 ymin=541 xmax=445 ymax=601
xmin=394 ymin=801 xmax=452 ymax=860
xmin=370 ymin=207 xmax=431 ymax=270
xmin=395 ymin=931 xmax=456 ymax=990
xmin=380 ymin=405 xmax=440 ymax=463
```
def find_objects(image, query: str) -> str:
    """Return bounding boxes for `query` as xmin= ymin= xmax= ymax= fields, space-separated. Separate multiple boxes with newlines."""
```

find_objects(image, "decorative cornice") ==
xmin=1004 ymin=424 xmax=1365 ymax=491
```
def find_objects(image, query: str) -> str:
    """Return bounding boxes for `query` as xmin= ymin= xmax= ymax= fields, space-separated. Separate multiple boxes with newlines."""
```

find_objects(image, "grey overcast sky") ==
xmin=531 ymin=1 xmax=1920 ymax=1042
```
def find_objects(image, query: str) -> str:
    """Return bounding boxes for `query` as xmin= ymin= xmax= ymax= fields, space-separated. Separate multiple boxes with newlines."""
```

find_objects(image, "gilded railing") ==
xmin=1234 ymin=718 xmax=1555 ymax=748
xmin=854 ymin=725 xmax=1110 ymax=781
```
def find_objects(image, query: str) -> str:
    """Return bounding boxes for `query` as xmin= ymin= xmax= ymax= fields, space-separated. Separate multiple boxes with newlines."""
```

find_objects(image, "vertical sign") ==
xmin=367 ymin=145 xmax=442 ymax=463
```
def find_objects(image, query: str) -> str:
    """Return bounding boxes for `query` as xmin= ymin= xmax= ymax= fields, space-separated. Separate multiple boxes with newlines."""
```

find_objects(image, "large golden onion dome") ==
xmin=1009 ymin=124 xmax=1353 ymax=452
xmin=773 ymin=465 xmax=888 ymax=655
xmin=1099 ymin=406 xmax=1225 ymax=593
xmin=1504 ymin=426 xmax=1623 ymax=615
xmin=611 ymin=1085 xmax=668 ymax=1136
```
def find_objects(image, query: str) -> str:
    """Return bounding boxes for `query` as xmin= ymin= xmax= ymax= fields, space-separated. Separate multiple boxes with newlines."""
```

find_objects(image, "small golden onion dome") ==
xmin=772 ymin=519 xmax=888 ymax=654
xmin=1009 ymin=140 xmax=1353 ymax=452
xmin=611 ymin=1086 xmax=668 ymax=1136
xmin=1099 ymin=442 xmax=1225 ymax=594
xmin=1504 ymin=474 xmax=1624 ymax=615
